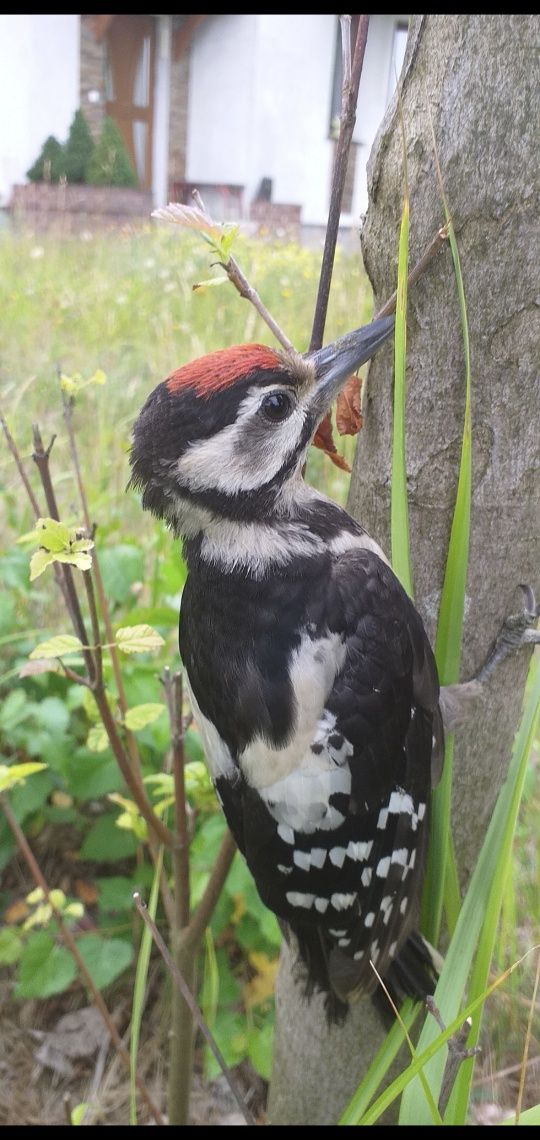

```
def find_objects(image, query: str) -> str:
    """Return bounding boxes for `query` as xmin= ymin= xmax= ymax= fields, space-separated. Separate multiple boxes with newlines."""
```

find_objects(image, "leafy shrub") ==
xmin=26 ymin=135 xmax=65 ymax=183
xmin=63 ymin=109 xmax=95 ymax=183
xmin=86 ymin=116 xmax=138 ymax=188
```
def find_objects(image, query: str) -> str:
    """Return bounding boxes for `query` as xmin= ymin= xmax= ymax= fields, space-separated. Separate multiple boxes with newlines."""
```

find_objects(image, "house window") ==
xmin=387 ymin=22 xmax=409 ymax=103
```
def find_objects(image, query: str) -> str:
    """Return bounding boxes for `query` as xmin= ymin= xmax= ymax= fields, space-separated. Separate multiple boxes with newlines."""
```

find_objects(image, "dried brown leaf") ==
xmin=336 ymin=373 xmax=363 ymax=436
xmin=312 ymin=413 xmax=351 ymax=472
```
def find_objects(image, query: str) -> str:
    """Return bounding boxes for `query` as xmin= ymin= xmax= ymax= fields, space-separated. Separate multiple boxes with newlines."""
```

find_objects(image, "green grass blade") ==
xmin=421 ymin=213 xmax=472 ymax=945
xmin=390 ymin=194 xmax=413 ymax=597
xmin=339 ymin=1000 xmax=418 ymax=1124
xmin=499 ymin=1104 xmax=540 ymax=1126
xmin=130 ymin=847 xmax=163 ymax=1125
xmin=444 ymin=656 xmax=540 ymax=1124
xmin=399 ymin=654 xmax=540 ymax=1124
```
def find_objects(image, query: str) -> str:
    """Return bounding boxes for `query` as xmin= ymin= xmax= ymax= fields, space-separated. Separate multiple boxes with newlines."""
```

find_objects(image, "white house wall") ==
xmin=186 ymin=13 xmax=408 ymax=228
xmin=185 ymin=14 xmax=258 ymax=191
xmin=0 ymin=14 xmax=79 ymax=207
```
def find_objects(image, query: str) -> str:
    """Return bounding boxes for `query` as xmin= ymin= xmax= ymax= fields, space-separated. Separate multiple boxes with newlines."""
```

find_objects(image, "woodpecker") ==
xmin=129 ymin=315 xmax=446 ymax=1019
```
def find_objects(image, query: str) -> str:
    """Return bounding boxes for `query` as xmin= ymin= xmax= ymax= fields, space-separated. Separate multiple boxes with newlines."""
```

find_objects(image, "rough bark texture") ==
xmin=268 ymin=15 xmax=539 ymax=1125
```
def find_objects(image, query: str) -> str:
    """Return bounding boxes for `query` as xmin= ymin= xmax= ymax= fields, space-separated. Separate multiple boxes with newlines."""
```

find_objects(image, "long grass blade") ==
xmin=390 ymin=193 xmax=413 ymax=597
xmin=339 ymin=1000 xmax=418 ymax=1125
xmin=399 ymin=654 xmax=540 ymax=1123
xmin=421 ymin=206 xmax=472 ymax=945
xmin=130 ymin=847 xmax=163 ymax=1125
xmin=443 ymin=657 xmax=540 ymax=1124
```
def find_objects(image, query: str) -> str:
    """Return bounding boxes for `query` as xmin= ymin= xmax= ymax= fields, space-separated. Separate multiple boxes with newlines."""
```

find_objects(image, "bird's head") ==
xmin=129 ymin=315 xmax=393 ymax=536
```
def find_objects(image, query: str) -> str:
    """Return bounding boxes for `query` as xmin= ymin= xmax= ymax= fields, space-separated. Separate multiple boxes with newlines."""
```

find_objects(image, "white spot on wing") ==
xmin=347 ymin=840 xmax=373 ymax=862
xmin=364 ymin=912 xmax=375 ymax=928
xmin=278 ymin=823 xmax=295 ymax=845
xmin=377 ymin=808 xmax=388 ymax=829
xmin=277 ymin=864 xmax=292 ymax=875
xmin=329 ymin=846 xmax=346 ymax=868
xmin=376 ymin=856 xmax=391 ymax=878
xmin=361 ymin=867 xmax=372 ymax=887
xmin=388 ymin=789 xmax=414 ymax=815
xmin=331 ymin=892 xmax=356 ymax=911
xmin=286 ymin=891 xmax=315 ymax=909
xmin=315 ymin=897 xmax=329 ymax=914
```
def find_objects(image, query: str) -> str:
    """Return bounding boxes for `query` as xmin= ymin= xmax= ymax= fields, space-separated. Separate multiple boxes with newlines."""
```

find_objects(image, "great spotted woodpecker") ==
xmin=129 ymin=316 xmax=447 ymax=1018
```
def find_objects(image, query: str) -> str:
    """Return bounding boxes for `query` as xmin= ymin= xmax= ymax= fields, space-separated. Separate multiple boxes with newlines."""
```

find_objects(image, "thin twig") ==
xmin=61 ymin=381 xmax=141 ymax=769
xmin=309 ymin=14 xmax=370 ymax=352
xmin=375 ymin=224 xmax=450 ymax=319
xmin=162 ymin=668 xmax=191 ymax=929
xmin=192 ymin=189 xmax=294 ymax=352
xmin=82 ymin=570 xmax=103 ymax=689
xmin=0 ymin=403 xmax=42 ymax=516
xmin=134 ymin=892 xmax=256 ymax=1127
xmin=425 ymin=996 xmax=481 ymax=1116
xmin=1 ymin=797 xmax=164 ymax=1126
xmin=184 ymin=830 xmax=236 ymax=950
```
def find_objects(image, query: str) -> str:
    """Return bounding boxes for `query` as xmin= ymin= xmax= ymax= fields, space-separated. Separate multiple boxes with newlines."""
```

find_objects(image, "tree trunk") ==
xmin=267 ymin=14 xmax=539 ymax=1125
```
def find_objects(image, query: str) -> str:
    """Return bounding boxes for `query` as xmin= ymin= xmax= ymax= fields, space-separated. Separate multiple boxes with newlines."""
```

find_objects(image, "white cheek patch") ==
xmin=174 ymin=385 xmax=307 ymax=495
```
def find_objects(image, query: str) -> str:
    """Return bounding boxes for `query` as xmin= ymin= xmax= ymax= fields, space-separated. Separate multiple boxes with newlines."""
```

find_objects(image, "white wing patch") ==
xmin=240 ymin=631 xmax=353 ymax=831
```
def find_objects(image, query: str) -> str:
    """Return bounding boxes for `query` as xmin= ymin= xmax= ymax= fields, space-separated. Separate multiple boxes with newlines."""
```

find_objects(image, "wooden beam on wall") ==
xmin=173 ymin=15 xmax=208 ymax=60
xmin=90 ymin=15 xmax=115 ymax=42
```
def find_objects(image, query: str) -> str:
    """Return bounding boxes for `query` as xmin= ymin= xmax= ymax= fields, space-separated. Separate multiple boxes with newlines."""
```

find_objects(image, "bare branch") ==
xmin=1 ymin=797 xmax=164 ymax=1126
xmin=134 ymin=892 xmax=256 ymax=1127
xmin=162 ymin=668 xmax=191 ymax=929
xmin=184 ymin=830 xmax=236 ymax=950
xmin=309 ymin=15 xmax=370 ymax=352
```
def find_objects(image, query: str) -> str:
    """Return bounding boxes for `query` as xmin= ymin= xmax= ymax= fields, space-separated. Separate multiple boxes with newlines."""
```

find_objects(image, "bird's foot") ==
xmin=475 ymin=584 xmax=540 ymax=685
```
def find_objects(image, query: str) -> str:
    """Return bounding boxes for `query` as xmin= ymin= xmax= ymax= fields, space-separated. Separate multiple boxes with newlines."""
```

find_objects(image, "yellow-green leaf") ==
xmin=54 ymin=550 xmax=93 ymax=571
xmin=86 ymin=724 xmax=109 ymax=753
xmin=124 ymin=703 xmax=166 ymax=731
xmin=88 ymin=369 xmax=106 ymax=386
xmin=30 ymin=634 xmax=83 ymax=659
xmin=192 ymin=276 xmax=228 ymax=294
xmin=26 ymin=887 xmax=46 ymax=905
xmin=0 ymin=762 xmax=47 ymax=792
xmin=35 ymin=517 xmax=71 ymax=553
xmin=29 ymin=549 xmax=55 ymax=580
xmin=115 ymin=624 xmax=165 ymax=655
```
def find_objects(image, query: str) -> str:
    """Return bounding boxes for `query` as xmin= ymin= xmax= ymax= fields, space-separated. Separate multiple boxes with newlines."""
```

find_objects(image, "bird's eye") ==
xmin=260 ymin=391 xmax=294 ymax=423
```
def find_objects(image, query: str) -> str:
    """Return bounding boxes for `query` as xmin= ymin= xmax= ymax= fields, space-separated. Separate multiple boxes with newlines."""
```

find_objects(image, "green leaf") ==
xmin=35 ymin=696 xmax=70 ymax=735
xmin=96 ymin=876 xmax=136 ymax=915
xmin=75 ymin=933 xmax=133 ymax=990
xmin=99 ymin=545 xmax=145 ymax=606
xmin=80 ymin=815 xmax=138 ymax=861
xmin=0 ymin=762 xmax=47 ymax=792
xmin=0 ymin=927 xmax=24 ymax=965
xmin=115 ymin=624 xmax=165 ymax=654
xmin=29 ymin=634 xmax=83 ymax=659
xmin=124 ymin=702 xmax=166 ymax=731
xmin=15 ymin=931 xmax=76 ymax=998
xmin=247 ymin=1020 xmax=274 ymax=1081
xmin=0 ymin=688 xmax=30 ymax=731
xmin=86 ymin=724 xmax=109 ymax=753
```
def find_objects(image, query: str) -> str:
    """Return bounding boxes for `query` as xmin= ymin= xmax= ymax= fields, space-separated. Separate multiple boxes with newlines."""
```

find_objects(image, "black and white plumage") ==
xmin=130 ymin=316 xmax=443 ymax=1018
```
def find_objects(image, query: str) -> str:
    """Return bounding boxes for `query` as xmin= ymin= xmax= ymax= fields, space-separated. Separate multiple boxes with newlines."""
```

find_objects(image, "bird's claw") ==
xmin=476 ymin=584 xmax=540 ymax=684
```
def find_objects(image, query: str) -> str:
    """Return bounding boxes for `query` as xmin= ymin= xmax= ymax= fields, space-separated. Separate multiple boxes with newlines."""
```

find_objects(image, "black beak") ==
xmin=308 ymin=315 xmax=394 ymax=419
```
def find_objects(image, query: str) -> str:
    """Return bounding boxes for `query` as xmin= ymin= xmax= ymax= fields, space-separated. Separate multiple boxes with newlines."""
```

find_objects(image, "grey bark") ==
xmin=268 ymin=15 xmax=539 ymax=1125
